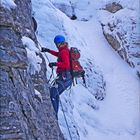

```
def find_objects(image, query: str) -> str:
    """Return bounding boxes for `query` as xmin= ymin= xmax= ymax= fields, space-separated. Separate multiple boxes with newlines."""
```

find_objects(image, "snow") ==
xmin=34 ymin=89 xmax=43 ymax=102
xmin=22 ymin=36 xmax=42 ymax=75
xmin=1 ymin=0 xmax=16 ymax=10
xmin=32 ymin=0 xmax=140 ymax=140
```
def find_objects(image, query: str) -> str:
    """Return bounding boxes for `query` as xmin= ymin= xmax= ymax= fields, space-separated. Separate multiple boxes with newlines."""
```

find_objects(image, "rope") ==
xmin=59 ymin=98 xmax=73 ymax=140
xmin=47 ymin=68 xmax=54 ymax=84
xmin=37 ymin=40 xmax=50 ymax=63
xmin=36 ymin=40 xmax=55 ymax=83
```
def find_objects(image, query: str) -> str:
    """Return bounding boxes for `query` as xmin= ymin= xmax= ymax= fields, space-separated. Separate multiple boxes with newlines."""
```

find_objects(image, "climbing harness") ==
xmin=48 ymin=68 xmax=55 ymax=84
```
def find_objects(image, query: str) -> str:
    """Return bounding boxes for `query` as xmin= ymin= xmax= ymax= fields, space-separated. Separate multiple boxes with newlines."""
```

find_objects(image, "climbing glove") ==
xmin=49 ymin=62 xmax=57 ymax=68
xmin=41 ymin=48 xmax=50 ymax=52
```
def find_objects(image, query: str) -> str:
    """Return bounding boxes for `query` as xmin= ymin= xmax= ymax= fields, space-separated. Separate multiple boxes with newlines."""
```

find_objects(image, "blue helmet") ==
xmin=54 ymin=35 xmax=65 ymax=43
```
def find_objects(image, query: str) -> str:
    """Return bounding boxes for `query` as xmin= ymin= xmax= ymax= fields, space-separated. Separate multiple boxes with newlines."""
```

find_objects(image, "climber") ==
xmin=41 ymin=35 xmax=72 ymax=118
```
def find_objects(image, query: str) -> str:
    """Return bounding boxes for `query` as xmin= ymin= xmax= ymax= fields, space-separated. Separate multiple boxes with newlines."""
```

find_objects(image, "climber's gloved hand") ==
xmin=49 ymin=62 xmax=57 ymax=68
xmin=41 ymin=47 xmax=50 ymax=52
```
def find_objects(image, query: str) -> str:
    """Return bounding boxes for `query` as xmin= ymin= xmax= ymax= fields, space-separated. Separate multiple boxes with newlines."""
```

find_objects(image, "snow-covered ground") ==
xmin=32 ymin=0 xmax=140 ymax=140
xmin=63 ymin=18 xmax=140 ymax=140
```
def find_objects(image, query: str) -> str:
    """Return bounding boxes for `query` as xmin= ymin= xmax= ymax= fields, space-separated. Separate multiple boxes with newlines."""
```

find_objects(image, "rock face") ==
xmin=0 ymin=0 xmax=64 ymax=140
xmin=103 ymin=2 xmax=123 ymax=13
xmin=100 ymin=2 xmax=140 ymax=77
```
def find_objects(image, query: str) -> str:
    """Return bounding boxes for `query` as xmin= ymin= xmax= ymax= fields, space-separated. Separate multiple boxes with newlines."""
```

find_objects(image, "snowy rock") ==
xmin=103 ymin=2 xmax=123 ymax=13
xmin=84 ymin=59 xmax=106 ymax=101
xmin=52 ymin=1 xmax=73 ymax=18
xmin=34 ymin=89 xmax=43 ymax=102
xmin=22 ymin=36 xmax=42 ymax=75
xmin=1 ymin=0 xmax=17 ymax=10
xmin=100 ymin=6 xmax=140 ymax=77
xmin=51 ymin=0 xmax=93 ymax=21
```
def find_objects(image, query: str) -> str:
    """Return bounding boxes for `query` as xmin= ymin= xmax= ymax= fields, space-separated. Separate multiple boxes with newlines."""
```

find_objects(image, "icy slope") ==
xmin=67 ymin=17 xmax=140 ymax=140
xmin=32 ymin=0 xmax=140 ymax=140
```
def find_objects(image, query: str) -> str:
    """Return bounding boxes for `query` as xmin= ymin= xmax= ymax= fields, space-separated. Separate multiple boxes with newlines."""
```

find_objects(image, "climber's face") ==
xmin=55 ymin=43 xmax=61 ymax=49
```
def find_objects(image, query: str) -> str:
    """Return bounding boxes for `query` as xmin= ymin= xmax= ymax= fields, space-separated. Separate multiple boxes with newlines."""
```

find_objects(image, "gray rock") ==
xmin=52 ymin=1 xmax=77 ymax=20
xmin=103 ymin=2 xmax=123 ymax=13
xmin=53 ymin=3 xmax=73 ymax=18
xmin=0 ymin=0 xmax=65 ymax=140
xmin=103 ymin=32 xmax=121 ymax=51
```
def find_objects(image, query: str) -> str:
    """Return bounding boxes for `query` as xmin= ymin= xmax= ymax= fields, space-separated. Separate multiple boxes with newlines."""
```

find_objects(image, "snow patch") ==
xmin=22 ymin=36 xmax=39 ymax=52
xmin=35 ymin=89 xmax=43 ymax=102
xmin=22 ymin=36 xmax=42 ymax=75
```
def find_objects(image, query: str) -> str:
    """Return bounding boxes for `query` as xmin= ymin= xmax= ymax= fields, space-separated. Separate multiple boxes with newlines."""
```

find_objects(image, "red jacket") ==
xmin=49 ymin=44 xmax=71 ymax=73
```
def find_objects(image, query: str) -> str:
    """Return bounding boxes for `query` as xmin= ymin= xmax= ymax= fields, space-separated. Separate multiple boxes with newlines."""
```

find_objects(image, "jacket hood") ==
xmin=58 ymin=42 xmax=69 ymax=51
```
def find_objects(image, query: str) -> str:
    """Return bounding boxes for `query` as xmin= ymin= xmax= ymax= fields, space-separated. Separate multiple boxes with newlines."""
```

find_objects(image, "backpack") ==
xmin=69 ymin=47 xmax=86 ymax=86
